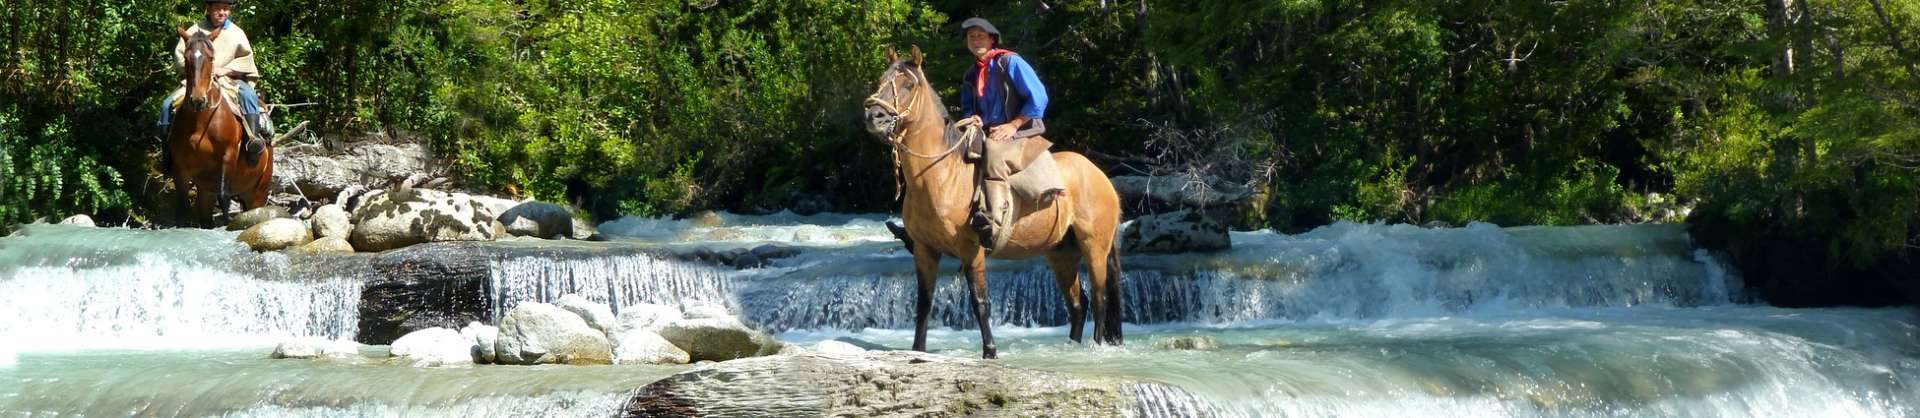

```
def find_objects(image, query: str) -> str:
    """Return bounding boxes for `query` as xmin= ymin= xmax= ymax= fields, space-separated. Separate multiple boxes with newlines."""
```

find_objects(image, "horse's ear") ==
xmin=177 ymin=27 xmax=190 ymax=40
xmin=207 ymin=27 xmax=222 ymax=41
xmin=885 ymin=45 xmax=898 ymax=65
xmin=910 ymin=45 xmax=924 ymax=69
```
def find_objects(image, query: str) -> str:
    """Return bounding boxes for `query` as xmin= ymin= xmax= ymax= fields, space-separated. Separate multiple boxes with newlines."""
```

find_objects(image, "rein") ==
xmin=867 ymin=65 xmax=979 ymax=201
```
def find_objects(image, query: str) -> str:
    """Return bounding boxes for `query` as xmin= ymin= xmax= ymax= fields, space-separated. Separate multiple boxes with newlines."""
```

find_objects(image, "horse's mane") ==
xmin=888 ymin=59 xmax=963 ymax=150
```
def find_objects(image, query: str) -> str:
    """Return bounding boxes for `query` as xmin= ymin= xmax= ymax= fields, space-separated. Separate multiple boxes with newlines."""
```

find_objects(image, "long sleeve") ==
xmin=221 ymin=27 xmax=258 ymax=79
xmin=1005 ymin=55 xmax=1047 ymax=120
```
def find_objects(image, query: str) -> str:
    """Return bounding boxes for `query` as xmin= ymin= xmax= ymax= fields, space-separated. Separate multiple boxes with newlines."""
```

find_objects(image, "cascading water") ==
xmin=3 ymin=214 xmax=1915 ymax=417
xmin=0 ymin=225 xmax=362 ymax=347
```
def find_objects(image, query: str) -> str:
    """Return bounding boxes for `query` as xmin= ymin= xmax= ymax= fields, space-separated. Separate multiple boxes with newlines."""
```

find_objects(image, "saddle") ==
xmin=957 ymin=119 xmax=1067 ymax=253
xmin=168 ymin=85 xmax=275 ymax=160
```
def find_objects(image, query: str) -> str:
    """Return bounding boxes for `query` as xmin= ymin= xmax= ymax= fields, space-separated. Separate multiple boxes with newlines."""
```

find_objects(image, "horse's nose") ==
xmin=864 ymin=106 xmax=895 ymax=132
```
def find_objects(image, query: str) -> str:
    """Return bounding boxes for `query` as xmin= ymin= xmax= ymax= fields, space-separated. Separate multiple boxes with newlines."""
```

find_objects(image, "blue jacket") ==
xmin=959 ymin=52 xmax=1048 ymax=128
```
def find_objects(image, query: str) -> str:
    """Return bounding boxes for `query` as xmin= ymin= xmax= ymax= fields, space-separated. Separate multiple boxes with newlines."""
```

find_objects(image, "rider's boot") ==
xmin=242 ymin=113 xmax=271 ymax=155
xmin=886 ymin=219 xmax=914 ymax=253
xmin=973 ymin=179 xmax=1014 ymax=254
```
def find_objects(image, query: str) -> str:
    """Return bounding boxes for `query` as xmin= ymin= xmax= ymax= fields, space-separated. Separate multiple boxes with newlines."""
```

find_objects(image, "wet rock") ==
xmin=227 ymin=206 xmax=293 ymax=231
xmin=1122 ymin=209 xmax=1230 ymax=254
xmin=499 ymin=201 xmax=574 ymax=239
xmin=390 ymin=327 xmax=476 ymax=367
xmin=619 ymin=351 xmax=1216 ymax=418
xmin=617 ymin=303 xmax=685 ymax=333
xmin=749 ymin=244 xmax=798 ymax=262
xmin=290 ymin=236 xmax=356 ymax=255
xmin=461 ymin=322 xmax=499 ymax=364
xmin=272 ymin=337 xmax=361 ymax=359
xmin=58 ymin=214 xmax=94 ymax=227
xmin=788 ymin=194 xmax=832 ymax=216
xmin=655 ymin=316 xmax=779 ymax=363
xmin=1151 ymin=335 xmax=1220 ymax=351
xmin=615 ymin=329 xmax=691 ymax=365
xmin=238 ymin=218 xmax=314 ymax=252
xmin=348 ymin=188 xmax=500 ymax=252
xmin=310 ymin=204 xmax=351 ymax=239
xmin=495 ymin=302 xmax=614 ymax=365
xmin=350 ymin=241 xmax=673 ymax=345
xmin=557 ymin=294 xmax=617 ymax=334
xmin=356 ymin=242 xmax=494 ymax=345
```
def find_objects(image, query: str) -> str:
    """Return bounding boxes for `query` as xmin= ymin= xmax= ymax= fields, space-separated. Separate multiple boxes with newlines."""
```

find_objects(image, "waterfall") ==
xmin=0 ymin=226 xmax=362 ymax=348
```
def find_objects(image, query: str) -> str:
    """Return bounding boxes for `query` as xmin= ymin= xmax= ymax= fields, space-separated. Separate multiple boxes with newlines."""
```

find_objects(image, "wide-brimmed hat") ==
xmin=960 ymin=18 xmax=1000 ymax=39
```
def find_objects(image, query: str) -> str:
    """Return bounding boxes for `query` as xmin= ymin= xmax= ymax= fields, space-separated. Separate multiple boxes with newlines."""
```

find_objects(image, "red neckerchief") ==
xmin=974 ymin=49 xmax=1012 ymax=97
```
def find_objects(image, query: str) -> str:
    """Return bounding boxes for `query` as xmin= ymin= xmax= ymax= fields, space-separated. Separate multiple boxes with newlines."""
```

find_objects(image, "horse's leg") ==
xmin=911 ymin=242 xmax=940 ymax=352
xmin=961 ymin=254 xmax=996 ymax=359
xmin=193 ymin=174 xmax=219 ymax=227
xmin=1102 ymin=241 xmax=1126 ymax=345
xmin=1045 ymin=250 xmax=1086 ymax=344
xmin=1083 ymin=235 xmax=1117 ymax=345
xmin=169 ymin=150 xmax=192 ymax=226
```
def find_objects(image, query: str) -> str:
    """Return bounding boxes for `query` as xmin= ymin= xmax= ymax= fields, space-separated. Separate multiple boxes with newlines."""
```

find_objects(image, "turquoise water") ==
xmin=2 ymin=218 xmax=1916 ymax=417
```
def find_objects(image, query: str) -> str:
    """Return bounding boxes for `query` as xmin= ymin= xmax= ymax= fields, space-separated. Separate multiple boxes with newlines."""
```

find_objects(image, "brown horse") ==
xmin=169 ymin=26 xmax=272 ymax=224
xmin=864 ymin=46 xmax=1125 ymax=359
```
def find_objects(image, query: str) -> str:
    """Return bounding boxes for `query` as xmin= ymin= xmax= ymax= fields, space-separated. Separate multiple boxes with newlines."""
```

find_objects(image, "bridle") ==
xmin=184 ymin=35 xmax=219 ymax=112
xmin=864 ymin=65 xmax=969 ymax=161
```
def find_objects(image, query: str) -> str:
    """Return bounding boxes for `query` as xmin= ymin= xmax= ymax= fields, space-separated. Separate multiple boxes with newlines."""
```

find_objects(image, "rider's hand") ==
xmin=989 ymin=123 xmax=1017 ymax=141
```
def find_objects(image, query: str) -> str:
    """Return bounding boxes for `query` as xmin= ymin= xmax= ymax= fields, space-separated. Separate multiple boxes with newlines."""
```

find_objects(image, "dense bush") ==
xmin=5 ymin=1 xmax=1920 ymax=304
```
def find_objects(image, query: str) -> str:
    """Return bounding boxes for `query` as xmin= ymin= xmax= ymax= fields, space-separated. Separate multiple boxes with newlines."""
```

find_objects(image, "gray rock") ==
xmin=557 ymin=294 xmax=617 ymax=335
xmin=348 ymin=188 xmax=500 ymax=252
xmin=1151 ymin=335 xmax=1220 ymax=351
xmin=655 ymin=317 xmax=779 ymax=363
xmin=616 ymin=303 xmax=684 ymax=333
xmin=272 ymin=143 xmax=438 ymax=201
xmin=619 ymin=352 xmax=1221 ymax=417
xmin=227 ymin=206 xmax=293 ymax=231
xmin=460 ymin=322 xmax=499 ymax=364
xmin=681 ymin=301 xmax=732 ymax=320
xmin=310 ymin=204 xmax=352 ymax=239
xmin=271 ymin=337 xmax=361 ymax=359
xmin=1110 ymin=175 xmax=1252 ymax=210
xmin=1122 ymin=209 xmax=1231 ymax=254
xmin=614 ymin=329 xmax=691 ymax=365
xmin=58 ymin=214 xmax=94 ymax=227
xmin=495 ymin=302 xmax=613 ymax=365
xmin=467 ymin=195 xmax=521 ymax=221
xmin=571 ymin=217 xmax=600 ymax=240
xmin=812 ymin=340 xmax=869 ymax=355
xmin=290 ymin=236 xmax=356 ymax=254
xmin=238 ymin=218 xmax=314 ymax=252
xmin=390 ymin=327 xmax=476 ymax=367
xmin=499 ymin=201 xmax=574 ymax=239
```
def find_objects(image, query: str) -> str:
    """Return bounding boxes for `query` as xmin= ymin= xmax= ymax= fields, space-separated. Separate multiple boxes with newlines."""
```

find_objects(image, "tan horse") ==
xmin=169 ymin=26 xmax=272 ymax=224
xmin=864 ymin=46 xmax=1125 ymax=359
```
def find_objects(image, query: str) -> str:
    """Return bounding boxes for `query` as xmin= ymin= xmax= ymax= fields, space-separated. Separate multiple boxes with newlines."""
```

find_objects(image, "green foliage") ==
xmin=4 ymin=0 xmax=1919 ymax=285
xmin=0 ymin=110 xmax=132 ymax=229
